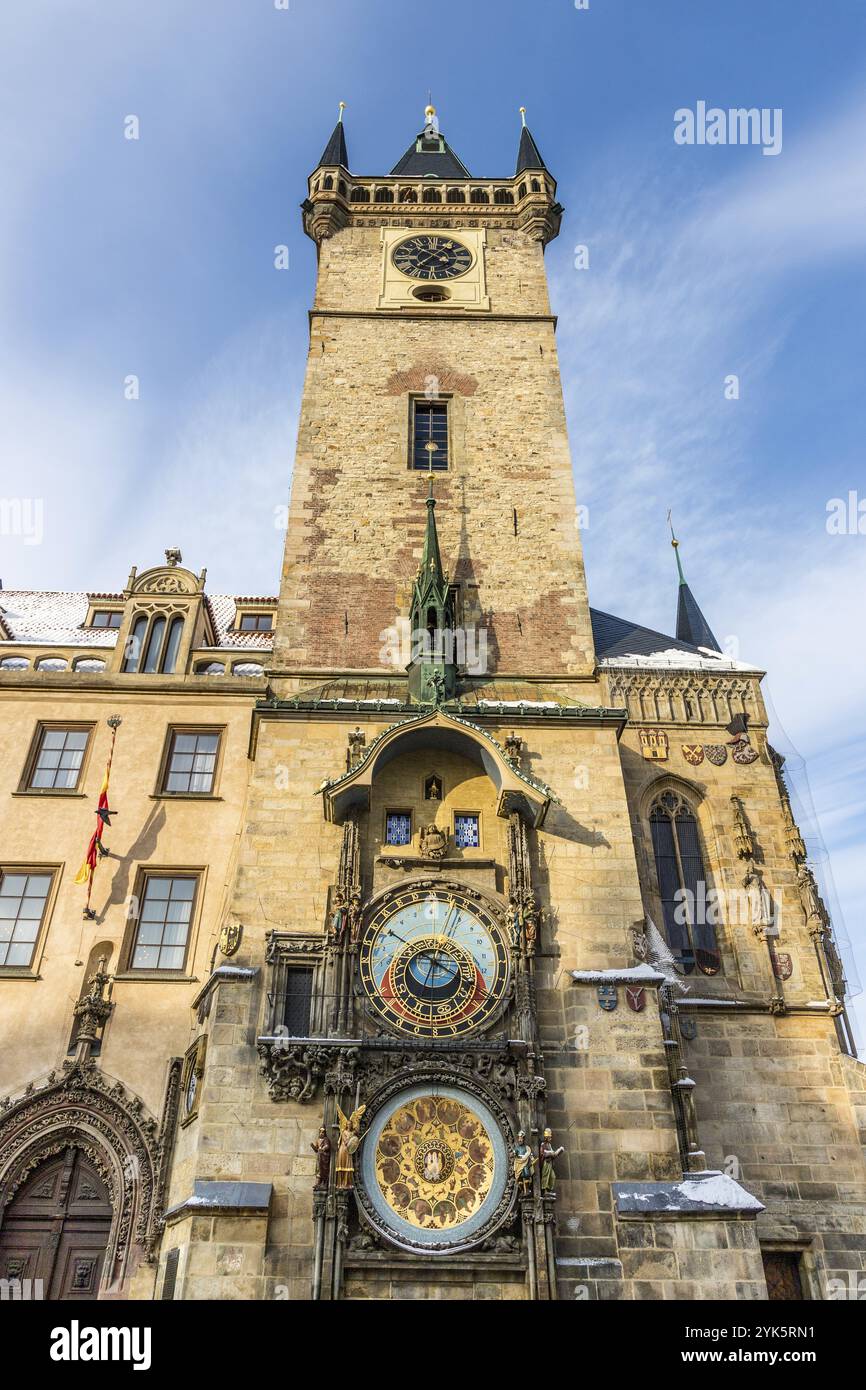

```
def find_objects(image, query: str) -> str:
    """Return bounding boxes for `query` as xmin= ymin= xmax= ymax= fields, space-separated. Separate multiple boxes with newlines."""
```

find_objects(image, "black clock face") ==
xmin=392 ymin=235 xmax=473 ymax=281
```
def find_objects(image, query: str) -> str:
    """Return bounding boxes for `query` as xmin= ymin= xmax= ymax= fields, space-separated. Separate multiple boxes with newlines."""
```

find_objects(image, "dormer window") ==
xmin=90 ymin=610 xmax=122 ymax=629
xmin=237 ymin=612 xmax=273 ymax=633
xmin=122 ymin=612 xmax=185 ymax=674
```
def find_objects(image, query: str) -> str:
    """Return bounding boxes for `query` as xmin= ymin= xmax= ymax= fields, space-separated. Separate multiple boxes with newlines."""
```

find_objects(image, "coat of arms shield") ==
xmin=597 ymin=984 xmax=618 ymax=1012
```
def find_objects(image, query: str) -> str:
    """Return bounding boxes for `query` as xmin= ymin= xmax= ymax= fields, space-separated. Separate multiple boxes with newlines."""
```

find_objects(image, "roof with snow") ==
xmin=590 ymin=608 xmax=758 ymax=672
xmin=0 ymin=591 xmax=277 ymax=652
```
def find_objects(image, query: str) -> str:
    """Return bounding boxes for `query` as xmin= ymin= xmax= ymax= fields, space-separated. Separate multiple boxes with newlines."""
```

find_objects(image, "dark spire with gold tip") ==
xmin=668 ymin=514 xmax=722 ymax=653
xmin=318 ymin=101 xmax=349 ymax=169
xmin=516 ymin=106 xmax=548 ymax=175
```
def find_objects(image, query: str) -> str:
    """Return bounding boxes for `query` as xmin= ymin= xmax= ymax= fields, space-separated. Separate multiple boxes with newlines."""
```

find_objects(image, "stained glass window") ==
xmin=454 ymin=815 xmax=480 ymax=849
xmin=385 ymin=813 xmax=412 ymax=846
xmin=649 ymin=790 xmax=719 ymax=976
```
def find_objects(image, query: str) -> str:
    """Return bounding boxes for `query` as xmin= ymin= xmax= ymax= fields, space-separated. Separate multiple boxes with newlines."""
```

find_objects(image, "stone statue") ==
xmin=538 ymin=1128 xmax=564 ymax=1193
xmin=513 ymin=1130 xmax=535 ymax=1195
xmin=743 ymin=863 xmax=774 ymax=935
xmin=310 ymin=1126 xmax=331 ymax=1188
xmin=419 ymin=823 xmax=448 ymax=861
xmin=335 ymin=1103 xmax=366 ymax=1189
xmin=797 ymin=863 xmax=828 ymax=927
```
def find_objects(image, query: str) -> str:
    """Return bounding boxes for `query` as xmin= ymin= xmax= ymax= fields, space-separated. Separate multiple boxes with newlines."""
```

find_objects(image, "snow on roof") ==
xmin=0 ymin=590 xmax=276 ymax=652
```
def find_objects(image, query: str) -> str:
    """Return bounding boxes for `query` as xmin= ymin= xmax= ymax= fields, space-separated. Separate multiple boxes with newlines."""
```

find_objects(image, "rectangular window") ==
xmin=90 ymin=610 xmax=122 ymax=628
xmin=412 ymin=399 xmax=449 ymax=471
xmin=454 ymin=814 xmax=480 ymax=849
xmin=283 ymin=968 xmax=314 ymax=1036
xmin=162 ymin=730 xmax=221 ymax=795
xmin=29 ymin=727 xmax=90 ymax=791
xmin=130 ymin=874 xmax=198 ymax=971
xmin=238 ymin=613 xmax=273 ymax=632
xmin=385 ymin=812 xmax=412 ymax=846
xmin=0 ymin=871 xmax=53 ymax=968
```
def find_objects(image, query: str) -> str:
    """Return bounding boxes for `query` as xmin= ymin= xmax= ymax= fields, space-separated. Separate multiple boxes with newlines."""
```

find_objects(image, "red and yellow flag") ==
xmin=75 ymin=718 xmax=120 ymax=913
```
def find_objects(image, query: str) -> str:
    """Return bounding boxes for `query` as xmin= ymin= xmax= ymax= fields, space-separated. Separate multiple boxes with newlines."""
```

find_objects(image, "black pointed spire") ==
xmin=390 ymin=103 xmax=471 ymax=178
xmin=515 ymin=107 xmax=548 ymax=175
xmin=318 ymin=101 xmax=349 ymax=169
xmin=669 ymin=516 xmax=722 ymax=653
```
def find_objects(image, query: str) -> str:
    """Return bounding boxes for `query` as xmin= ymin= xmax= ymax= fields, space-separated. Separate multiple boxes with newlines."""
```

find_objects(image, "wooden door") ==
xmin=0 ymin=1147 xmax=112 ymax=1299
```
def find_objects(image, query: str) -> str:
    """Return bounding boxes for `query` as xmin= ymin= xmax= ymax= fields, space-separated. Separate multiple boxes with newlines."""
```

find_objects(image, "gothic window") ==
xmin=123 ymin=613 xmax=184 ymax=674
xmin=518 ymin=182 xmax=527 ymax=200
xmin=350 ymin=186 xmax=370 ymax=202
xmin=27 ymin=725 xmax=91 ymax=791
xmin=530 ymin=179 xmax=541 ymax=192
xmin=123 ymin=614 xmax=148 ymax=671
xmin=385 ymin=811 xmax=412 ymax=846
xmin=129 ymin=873 xmax=198 ymax=971
xmin=0 ymin=870 xmax=53 ymax=968
xmin=400 ymin=187 xmax=417 ymax=203
xmin=649 ymin=790 xmax=719 ymax=975
xmin=422 ymin=186 xmax=441 ymax=203
xmin=283 ymin=967 xmax=314 ymax=1036
xmin=494 ymin=188 xmax=513 ymax=204
xmin=470 ymin=187 xmax=489 ymax=204
xmin=90 ymin=610 xmax=122 ymax=628
xmin=454 ymin=814 xmax=480 ymax=849
xmin=412 ymin=399 xmax=449 ymax=471
xmin=446 ymin=187 xmax=465 ymax=203
xmin=322 ymin=175 xmax=333 ymax=190
xmin=424 ymin=774 xmax=443 ymax=801
xmin=375 ymin=186 xmax=394 ymax=203
xmin=338 ymin=180 xmax=347 ymax=198
xmin=161 ymin=729 xmax=221 ymax=795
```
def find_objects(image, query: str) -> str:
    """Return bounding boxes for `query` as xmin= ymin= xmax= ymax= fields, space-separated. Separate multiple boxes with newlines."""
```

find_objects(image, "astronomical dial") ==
xmin=358 ymin=887 xmax=509 ymax=1038
xmin=391 ymin=234 xmax=474 ymax=281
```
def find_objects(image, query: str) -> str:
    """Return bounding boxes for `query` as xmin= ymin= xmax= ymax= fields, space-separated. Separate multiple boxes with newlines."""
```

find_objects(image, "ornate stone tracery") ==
xmin=0 ymin=1058 xmax=181 ymax=1288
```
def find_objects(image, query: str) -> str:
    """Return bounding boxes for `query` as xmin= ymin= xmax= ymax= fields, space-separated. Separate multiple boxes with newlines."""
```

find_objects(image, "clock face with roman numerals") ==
xmin=392 ymin=234 xmax=474 ymax=281
xmin=359 ymin=887 xmax=509 ymax=1038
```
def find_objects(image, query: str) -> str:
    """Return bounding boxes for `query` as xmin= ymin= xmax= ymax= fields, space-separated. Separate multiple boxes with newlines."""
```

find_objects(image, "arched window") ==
xmin=422 ymin=186 xmax=441 ymax=204
xmin=142 ymin=615 xmax=166 ymax=673
xmin=350 ymin=186 xmax=370 ymax=203
xmin=400 ymin=187 xmax=417 ymax=203
xmin=470 ymin=187 xmax=489 ymax=204
xmin=530 ymin=179 xmax=541 ymax=193
xmin=322 ymin=175 xmax=333 ymax=190
xmin=124 ymin=613 xmax=185 ymax=675
xmin=517 ymin=182 xmax=527 ymax=200
xmin=375 ymin=186 xmax=394 ymax=203
xmin=649 ymin=789 xmax=719 ymax=976
xmin=494 ymin=188 xmax=513 ymax=205
xmin=123 ymin=614 xmax=148 ymax=672
xmin=446 ymin=188 xmax=465 ymax=204
xmin=338 ymin=180 xmax=347 ymax=198
xmin=162 ymin=615 xmax=184 ymax=674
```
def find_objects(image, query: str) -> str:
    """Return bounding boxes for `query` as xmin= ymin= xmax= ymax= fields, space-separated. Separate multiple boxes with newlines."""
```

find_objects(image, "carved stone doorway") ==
xmin=0 ymin=1146 xmax=112 ymax=1298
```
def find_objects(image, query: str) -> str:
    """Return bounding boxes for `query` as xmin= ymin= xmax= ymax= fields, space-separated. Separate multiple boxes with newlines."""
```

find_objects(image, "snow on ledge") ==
xmin=600 ymin=649 xmax=759 ymax=672
xmin=571 ymin=964 xmax=667 ymax=985
xmin=614 ymin=1170 xmax=765 ymax=1217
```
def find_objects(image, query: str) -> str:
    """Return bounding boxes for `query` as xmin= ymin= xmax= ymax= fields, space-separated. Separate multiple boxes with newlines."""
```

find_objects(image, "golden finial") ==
xmin=425 ymin=103 xmax=436 ymax=119
xmin=519 ymin=106 xmax=527 ymax=126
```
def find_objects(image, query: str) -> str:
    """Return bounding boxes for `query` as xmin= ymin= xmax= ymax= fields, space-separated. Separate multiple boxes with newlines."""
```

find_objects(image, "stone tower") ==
xmin=3 ymin=102 xmax=863 ymax=1306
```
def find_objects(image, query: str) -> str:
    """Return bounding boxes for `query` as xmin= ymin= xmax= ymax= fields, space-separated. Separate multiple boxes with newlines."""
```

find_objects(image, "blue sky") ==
xmin=2 ymin=1 xmax=865 ymax=1030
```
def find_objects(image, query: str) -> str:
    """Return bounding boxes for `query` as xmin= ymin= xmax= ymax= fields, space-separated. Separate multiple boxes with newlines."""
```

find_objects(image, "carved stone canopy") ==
xmin=321 ymin=709 xmax=553 ymax=827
